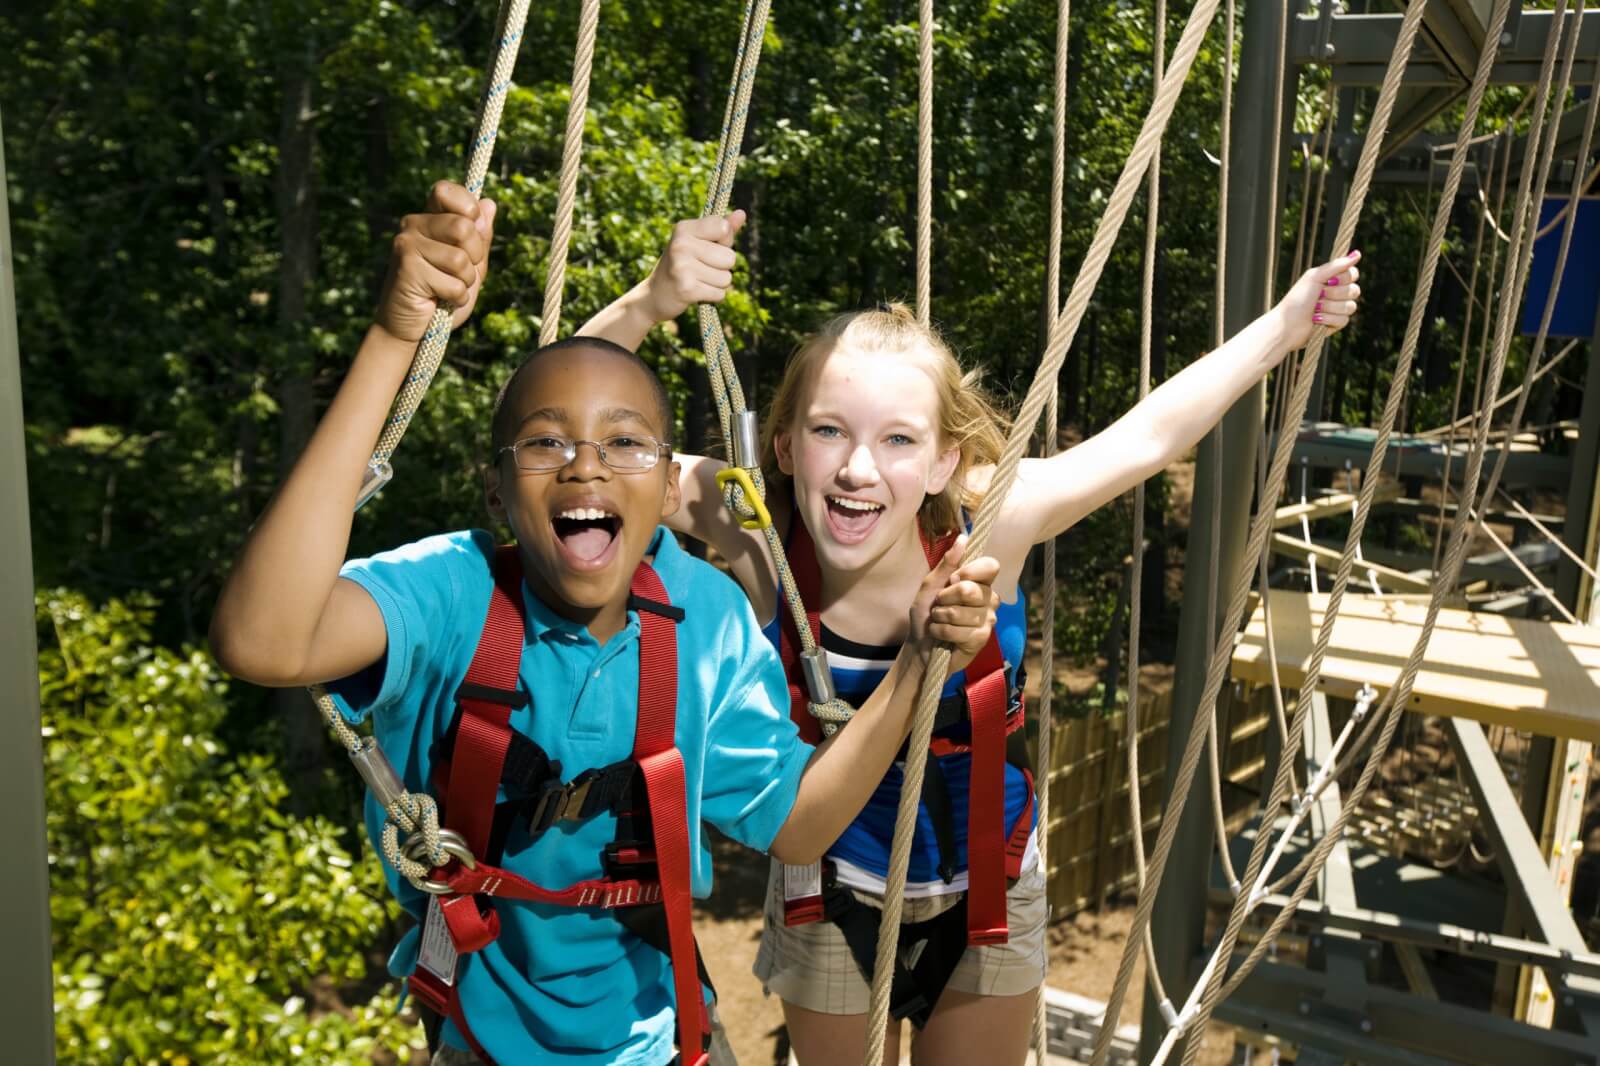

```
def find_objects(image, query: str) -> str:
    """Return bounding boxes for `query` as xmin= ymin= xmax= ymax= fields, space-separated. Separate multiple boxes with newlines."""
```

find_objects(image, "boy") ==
xmin=209 ymin=182 xmax=1002 ymax=1065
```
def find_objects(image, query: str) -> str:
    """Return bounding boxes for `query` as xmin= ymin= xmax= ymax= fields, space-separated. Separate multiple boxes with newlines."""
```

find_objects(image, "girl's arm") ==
xmin=982 ymin=253 xmax=1363 ymax=562
xmin=209 ymin=183 xmax=495 ymax=687
xmin=770 ymin=540 xmax=1001 ymax=865
xmin=581 ymin=210 xmax=780 ymax=609
xmin=579 ymin=211 xmax=745 ymax=351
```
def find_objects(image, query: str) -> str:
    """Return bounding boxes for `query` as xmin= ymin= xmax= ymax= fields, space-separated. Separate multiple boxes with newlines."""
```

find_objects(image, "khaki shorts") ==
xmin=752 ymin=860 xmax=1047 ymax=1016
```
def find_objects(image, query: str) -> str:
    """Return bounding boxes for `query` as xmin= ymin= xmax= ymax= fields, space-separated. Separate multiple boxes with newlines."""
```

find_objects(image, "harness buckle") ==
xmin=527 ymin=771 xmax=600 ymax=832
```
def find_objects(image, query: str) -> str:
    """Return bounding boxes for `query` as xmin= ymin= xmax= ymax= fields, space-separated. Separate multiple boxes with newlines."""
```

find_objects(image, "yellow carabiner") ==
xmin=714 ymin=466 xmax=773 ymax=530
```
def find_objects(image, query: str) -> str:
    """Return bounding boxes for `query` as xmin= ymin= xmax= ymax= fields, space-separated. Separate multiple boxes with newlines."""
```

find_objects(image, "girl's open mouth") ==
xmin=823 ymin=494 xmax=884 ymax=544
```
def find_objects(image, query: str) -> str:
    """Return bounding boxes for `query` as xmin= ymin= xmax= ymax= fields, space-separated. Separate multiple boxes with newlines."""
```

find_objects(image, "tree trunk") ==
xmin=273 ymin=37 xmax=329 ymax=814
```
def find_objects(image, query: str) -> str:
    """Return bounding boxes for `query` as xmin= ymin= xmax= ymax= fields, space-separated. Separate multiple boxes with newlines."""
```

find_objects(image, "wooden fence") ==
xmin=1040 ymin=682 xmax=1274 ymax=917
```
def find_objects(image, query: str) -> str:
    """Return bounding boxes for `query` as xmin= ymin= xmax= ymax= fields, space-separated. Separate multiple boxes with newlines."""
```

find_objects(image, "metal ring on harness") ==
xmin=402 ymin=828 xmax=479 ymax=895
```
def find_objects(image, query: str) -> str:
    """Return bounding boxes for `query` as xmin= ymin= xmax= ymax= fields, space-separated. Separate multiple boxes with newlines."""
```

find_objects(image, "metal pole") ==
xmin=1139 ymin=0 xmax=1287 ymax=1060
xmin=0 ymin=105 xmax=55 ymax=1063
xmin=1555 ymin=305 xmax=1600 ymax=613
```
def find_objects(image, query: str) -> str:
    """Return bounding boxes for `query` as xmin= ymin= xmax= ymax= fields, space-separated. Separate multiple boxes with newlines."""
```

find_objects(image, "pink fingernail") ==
xmin=1326 ymin=276 xmax=1339 ymax=286
xmin=1315 ymin=301 xmax=1323 ymax=312
xmin=1313 ymin=314 xmax=1324 ymax=323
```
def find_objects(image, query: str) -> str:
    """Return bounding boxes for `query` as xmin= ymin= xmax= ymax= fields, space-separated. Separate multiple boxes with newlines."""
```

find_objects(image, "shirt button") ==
xmin=592 ymin=669 xmax=601 ymax=679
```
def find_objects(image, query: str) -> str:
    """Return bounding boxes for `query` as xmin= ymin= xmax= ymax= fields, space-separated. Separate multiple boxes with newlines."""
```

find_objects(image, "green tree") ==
xmin=41 ymin=587 xmax=423 ymax=1064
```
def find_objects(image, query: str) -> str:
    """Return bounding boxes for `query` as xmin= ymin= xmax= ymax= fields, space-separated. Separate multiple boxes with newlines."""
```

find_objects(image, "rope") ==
xmin=371 ymin=0 xmax=533 ymax=466
xmin=687 ymin=1 xmax=861 ymax=734
xmin=1533 ymin=158 xmax=1600 ymax=239
xmin=1475 ymin=0 xmax=1597 ymax=535
xmin=1095 ymin=0 xmax=1433 ymax=1057
xmin=1179 ymin=0 xmax=1566 ymax=1049
xmin=916 ymin=0 xmax=935 ymax=326
xmin=1122 ymin=0 xmax=1175 ymax=1024
xmin=304 ymin=0 xmax=539 ymax=891
xmin=1418 ymin=337 xmax=1580 ymax=438
xmin=860 ymin=0 xmax=1233 ymax=1059
xmin=538 ymin=0 xmax=602 ymax=346
xmin=1434 ymin=129 xmax=1506 ymax=569
xmin=1030 ymin=2 xmax=1068 ymax=1061
xmin=1497 ymin=485 xmax=1600 ymax=585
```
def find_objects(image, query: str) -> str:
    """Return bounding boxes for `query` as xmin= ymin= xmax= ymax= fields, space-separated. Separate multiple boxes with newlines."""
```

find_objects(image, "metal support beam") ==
xmin=1291 ymin=10 xmax=1600 ymax=85
xmin=1141 ymin=1 xmax=1287 ymax=1061
xmin=1214 ymin=957 xmax=1600 ymax=1066
xmin=1304 ymin=692 xmax=1373 ymax=1010
xmin=1223 ymin=891 xmax=1600 ymax=983
xmin=0 ymin=105 xmax=56 ymax=1065
xmin=1556 ymin=312 xmax=1600 ymax=613
xmin=1445 ymin=716 xmax=1600 ymax=1035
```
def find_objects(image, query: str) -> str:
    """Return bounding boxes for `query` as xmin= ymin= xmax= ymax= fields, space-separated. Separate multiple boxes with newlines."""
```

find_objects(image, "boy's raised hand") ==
xmin=641 ymin=210 xmax=746 ymax=322
xmin=376 ymin=180 xmax=496 ymax=343
xmin=910 ymin=534 xmax=1002 ymax=675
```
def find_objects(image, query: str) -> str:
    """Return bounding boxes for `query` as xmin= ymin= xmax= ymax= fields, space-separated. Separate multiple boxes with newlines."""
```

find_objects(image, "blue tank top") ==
xmin=758 ymin=524 xmax=1036 ymax=890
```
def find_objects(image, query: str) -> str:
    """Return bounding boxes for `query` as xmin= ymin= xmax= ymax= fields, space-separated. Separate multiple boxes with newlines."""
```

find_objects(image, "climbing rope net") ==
xmin=298 ymin=0 xmax=1598 ymax=1063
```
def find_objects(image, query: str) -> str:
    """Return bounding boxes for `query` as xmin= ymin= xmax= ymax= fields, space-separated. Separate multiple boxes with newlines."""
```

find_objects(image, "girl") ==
xmin=583 ymin=211 xmax=1361 ymax=1064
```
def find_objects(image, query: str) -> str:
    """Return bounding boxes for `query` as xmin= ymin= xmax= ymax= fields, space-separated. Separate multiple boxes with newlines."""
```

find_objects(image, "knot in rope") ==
xmin=808 ymin=697 xmax=855 ymax=737
xmin=720 ymin=466 xmax=767 ymax=524
xmin=381 ymin=791 xmax=447 ymax=891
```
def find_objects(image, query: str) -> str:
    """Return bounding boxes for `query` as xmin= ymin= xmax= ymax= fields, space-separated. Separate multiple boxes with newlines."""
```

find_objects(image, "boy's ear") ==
xmin=926 ymin=443 xmax=961 ymax=496
xmin=483 ymin=463 xmax=506 ymax=521
xmin=774 ymin=430 xmax=795 ymax=476
xmin=659 ymin=458 xmax=683 ymax=519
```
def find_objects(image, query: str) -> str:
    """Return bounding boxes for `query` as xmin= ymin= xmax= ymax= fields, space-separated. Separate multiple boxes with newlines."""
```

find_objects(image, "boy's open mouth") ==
xmin=823 ymin=494 xmax=883 ymax=543
xmin=552 ymin=505 xmax=622 ymax=567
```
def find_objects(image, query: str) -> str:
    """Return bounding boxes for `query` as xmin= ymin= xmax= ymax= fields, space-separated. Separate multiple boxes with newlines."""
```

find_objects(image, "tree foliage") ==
xmin=41 ymin=588 xmax=423 ymax=1063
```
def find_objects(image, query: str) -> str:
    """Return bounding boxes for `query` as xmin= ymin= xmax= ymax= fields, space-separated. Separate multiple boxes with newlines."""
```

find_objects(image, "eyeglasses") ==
xmin=499 ymin=434 xmax=671 ymax=474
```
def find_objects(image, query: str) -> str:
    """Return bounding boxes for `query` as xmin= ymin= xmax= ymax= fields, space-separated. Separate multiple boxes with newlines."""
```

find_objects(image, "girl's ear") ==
xmin=774 ymin=430 xmax=796 ymax=476
xmin=926 ymin=443 xmax=960 ymax=496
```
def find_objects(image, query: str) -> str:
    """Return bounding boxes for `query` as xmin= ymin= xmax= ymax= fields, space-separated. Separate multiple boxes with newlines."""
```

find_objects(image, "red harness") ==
xmin=407 ymin=547 xmax=709 ymax=1065
xmin=774 ymin=515 xmax=1032 ymax=947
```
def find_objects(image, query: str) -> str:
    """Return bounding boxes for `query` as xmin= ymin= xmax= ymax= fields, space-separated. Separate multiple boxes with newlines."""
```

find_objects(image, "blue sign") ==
xmin=1520 ymin=196 xmax=1600 ymax=338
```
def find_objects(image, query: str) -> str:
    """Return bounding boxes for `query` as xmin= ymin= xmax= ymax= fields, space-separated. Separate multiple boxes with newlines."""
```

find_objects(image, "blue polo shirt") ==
xmin=328 ymin=527 xmax=808 ymax=1064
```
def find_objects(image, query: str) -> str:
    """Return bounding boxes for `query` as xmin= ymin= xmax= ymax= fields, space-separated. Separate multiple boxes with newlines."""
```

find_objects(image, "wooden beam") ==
xmin=1274 ymin=484 xmax=1402 ymax=530
xmin=1270 ymin=532 xmax=1435 ymax=592
xmin=1233 ymin=591 xmax=1600 ymax=744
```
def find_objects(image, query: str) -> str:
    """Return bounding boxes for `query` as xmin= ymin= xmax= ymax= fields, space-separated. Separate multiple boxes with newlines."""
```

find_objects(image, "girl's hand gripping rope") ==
xmin=641 ymin=210 xmax=746 ymax=321
xmin=909 ymin=534 xmax=1002 ymax=676
xmin=376 ymin=180 xmax=497 ymax=343
xmin=1274 ymin=251 xmax=1363 ymax=351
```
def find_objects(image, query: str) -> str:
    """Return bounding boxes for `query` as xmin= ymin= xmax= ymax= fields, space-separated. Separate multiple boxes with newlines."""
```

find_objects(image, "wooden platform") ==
xmin=1232 ymin=591 xmax=1600 ymax=743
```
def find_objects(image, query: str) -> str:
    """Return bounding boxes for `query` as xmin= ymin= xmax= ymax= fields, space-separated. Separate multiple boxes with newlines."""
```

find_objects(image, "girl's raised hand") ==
xmin=377 ymin=181 xmax=496 ymax=342
xmin=911 ymin=534 xmax=1002 ymax=676
xmin=641 ymin=210 xmax=746 ymax=322
xmin=1276 ymin=251 xmax=1362 ymax=350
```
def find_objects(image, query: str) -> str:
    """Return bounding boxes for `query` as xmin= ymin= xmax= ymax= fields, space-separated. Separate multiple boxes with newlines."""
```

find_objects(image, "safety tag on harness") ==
xmin=782 ymin=861 xmax=824 ymax=926
xmin=417 ymin=896 xmax=460 ymax=987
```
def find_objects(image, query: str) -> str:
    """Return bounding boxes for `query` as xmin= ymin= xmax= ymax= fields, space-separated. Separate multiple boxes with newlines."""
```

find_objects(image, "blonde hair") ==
xmin=760 ymin=302 xmax=1009 ymax=536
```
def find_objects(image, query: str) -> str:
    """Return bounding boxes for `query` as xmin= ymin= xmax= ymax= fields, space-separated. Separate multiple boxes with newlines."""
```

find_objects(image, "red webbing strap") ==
xmin=923 ymin=528 xmax=1013 ymax=945
xmin=963 ymin=660 xmax=1010 ymax=946
xmin=778 ymin=514 xmax=825 ymax=745
xmin=432 ymin=860 xmax=666 ymax=908
xmin=447 ymin=546 xmax=527 ymax=862
xmin=409 ymin=967 xmax=498 ymax=1066
xmin=630 ymin=563 xmax=709 ymax=1065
